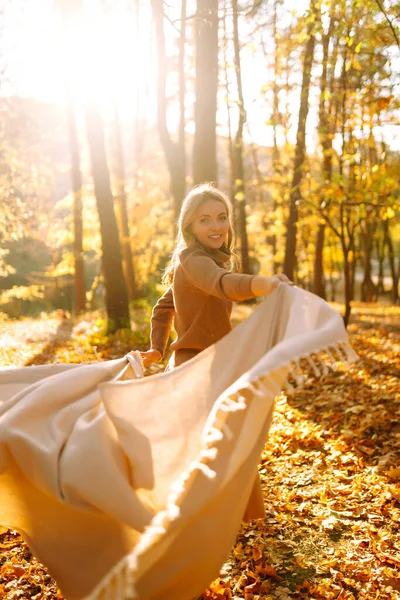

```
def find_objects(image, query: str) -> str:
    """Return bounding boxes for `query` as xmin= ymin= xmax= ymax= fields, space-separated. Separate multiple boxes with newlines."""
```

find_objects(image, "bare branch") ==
xmin=374 ymin=0 xmax=400 ymax=47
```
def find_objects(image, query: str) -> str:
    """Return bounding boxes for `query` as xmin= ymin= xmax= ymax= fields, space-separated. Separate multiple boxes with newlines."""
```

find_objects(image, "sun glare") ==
xmin=64 ymin=8 xmax=138 ymax=107
xmin=61 ymin=3 xmax=156 ymax=120
xmin=4 ymin=1 xmax=155 ymax=121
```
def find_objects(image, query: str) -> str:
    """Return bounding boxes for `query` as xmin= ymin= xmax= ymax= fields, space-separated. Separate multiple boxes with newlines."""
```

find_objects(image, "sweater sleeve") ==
xmin=150 ymin=287 xmax=175 ymax=357
xmin=179 ymin=248 xmax=255 ymax=302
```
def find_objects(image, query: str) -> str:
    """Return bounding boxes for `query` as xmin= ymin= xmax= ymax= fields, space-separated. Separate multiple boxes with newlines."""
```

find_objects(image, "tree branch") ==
xmin=374 ymin=0 xmax=400 ymax=47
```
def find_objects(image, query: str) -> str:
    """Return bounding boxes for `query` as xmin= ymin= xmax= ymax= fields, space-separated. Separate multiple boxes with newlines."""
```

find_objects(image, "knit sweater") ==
xmin=150 ymin=244 xmax=255 ymax=364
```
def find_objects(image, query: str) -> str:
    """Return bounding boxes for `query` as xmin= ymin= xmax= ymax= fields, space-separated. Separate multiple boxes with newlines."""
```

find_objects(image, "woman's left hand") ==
xmin=135 ymin=349 xmax=162 ymax=368
xmin=273 ymin=273 xmax=294 ymax=285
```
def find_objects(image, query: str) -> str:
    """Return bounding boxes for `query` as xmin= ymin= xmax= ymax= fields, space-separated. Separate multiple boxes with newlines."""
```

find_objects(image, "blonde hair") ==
xmin=162 ymin=183 xmax=237 ymax=285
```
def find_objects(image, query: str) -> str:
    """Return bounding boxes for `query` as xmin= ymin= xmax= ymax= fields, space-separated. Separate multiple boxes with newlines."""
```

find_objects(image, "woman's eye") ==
xmin=219 ymin=215 xmax=227 ymax=221
xmin=200 ymin=218 xmax=209 ymax=224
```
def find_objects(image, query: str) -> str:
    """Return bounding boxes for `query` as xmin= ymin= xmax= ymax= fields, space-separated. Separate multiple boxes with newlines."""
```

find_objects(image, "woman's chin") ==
xmin=204 ymin=238 xmax=225 ymax=249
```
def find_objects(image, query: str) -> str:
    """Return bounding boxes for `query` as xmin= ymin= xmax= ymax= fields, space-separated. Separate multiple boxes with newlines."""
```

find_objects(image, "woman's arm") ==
xmin=221 ymin=272 xmax=292 ymax=300
xmin=139 ymin=287 xmax=175 ymax=367
xmin=180 ymin=247 xmax=292 ymax=302
xmin=249 ymin=273 xmax=293 ymax=297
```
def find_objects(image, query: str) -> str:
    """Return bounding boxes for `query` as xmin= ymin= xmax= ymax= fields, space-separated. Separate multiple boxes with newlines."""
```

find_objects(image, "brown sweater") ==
xmin=150 ymin=245 xmax=255 ymax=365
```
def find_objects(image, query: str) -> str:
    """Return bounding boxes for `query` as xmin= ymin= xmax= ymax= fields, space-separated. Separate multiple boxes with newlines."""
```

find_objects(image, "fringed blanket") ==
xmin=0 ymin=285 xmax=357 ymax=600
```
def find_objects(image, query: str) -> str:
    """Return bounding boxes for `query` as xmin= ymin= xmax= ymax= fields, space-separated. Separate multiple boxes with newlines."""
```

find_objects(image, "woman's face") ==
xmin=190 ymin=199 xmax=230 ymax=249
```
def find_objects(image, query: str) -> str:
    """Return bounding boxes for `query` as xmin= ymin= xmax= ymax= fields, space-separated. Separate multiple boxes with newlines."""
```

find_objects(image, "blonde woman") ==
xmin=140 ymin=182 xmax=292 ymax=369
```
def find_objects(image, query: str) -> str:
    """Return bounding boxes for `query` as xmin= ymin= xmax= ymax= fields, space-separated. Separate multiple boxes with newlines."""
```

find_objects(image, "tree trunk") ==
xmin=338 ymin=37 xmax=349 ymax=183
xmin=385 ymin=219 xmax=399 ymax=303
xmin=178 ymin=0 xmax=187 ymax=175
xmin=350 ymin=242 xmax=357 ymax=304
xmin=361 ymin=221 xmax=377 ymax=302
xmin=65 ymin=86 xmax=86 ymax=315
xmin=343 ymin=248 xmax=352 ymax=327
xmin=222 ymin=2 xmax=235 ymax=202
xmin=132 ymin=0 xmax=148 ymax=189
xmin=397 ymin=252 xmax=400 ymax=305
xmin=85 ymin=104 xmax=130 ymax=332
xmin=284 ymin=0 xmax=317 ymax=280
xmin=232 ymin=0 xmax=250 ymax=274
xmin=376 ymin=229 xmax=385 ymax=295
xmin=246 ymin=122 xmax=263 ymax=205
xmin=193 ymin=0 xmax=219 ymax=183
xmin=152 ymin=0 xmax=186 ymax=220
xmin=112 ymin=106 xmax=139 ymax=301
xmin=270 ymin=0 xmax=280 ymax=274
xmin=313 ymin=224 xmax=326 ymax=298
xmin=58 ymin=0 xmax=86 ymax=315
xmin=314 ymin=3 xmax=334 ymax=299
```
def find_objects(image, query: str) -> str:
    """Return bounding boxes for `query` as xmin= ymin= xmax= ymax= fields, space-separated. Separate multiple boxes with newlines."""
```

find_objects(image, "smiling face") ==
xmin=190 ymin=199 xmax=230 ymax=250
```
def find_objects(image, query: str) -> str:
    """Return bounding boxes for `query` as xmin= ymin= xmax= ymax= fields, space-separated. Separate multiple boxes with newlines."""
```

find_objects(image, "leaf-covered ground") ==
xmin=0 ymin=303 xmax=399 ymax=599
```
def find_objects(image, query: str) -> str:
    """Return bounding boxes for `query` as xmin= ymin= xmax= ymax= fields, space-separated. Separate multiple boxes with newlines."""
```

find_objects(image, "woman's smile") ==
xmin=191 ymin=199 xmax=230 ymax=249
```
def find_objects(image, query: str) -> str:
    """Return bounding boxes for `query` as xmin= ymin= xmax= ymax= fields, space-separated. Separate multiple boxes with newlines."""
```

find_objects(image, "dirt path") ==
xmin=0 ymin=315 xmax=74 ymax=367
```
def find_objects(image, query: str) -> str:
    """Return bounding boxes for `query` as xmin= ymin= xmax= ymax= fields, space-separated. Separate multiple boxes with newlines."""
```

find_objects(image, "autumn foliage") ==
xmin=1 ymin=302 xmax=399 ymax=599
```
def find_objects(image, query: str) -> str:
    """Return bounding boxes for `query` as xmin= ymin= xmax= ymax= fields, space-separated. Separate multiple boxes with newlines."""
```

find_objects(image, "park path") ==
xmin=0 ymin=314 xmax=74 ymax=367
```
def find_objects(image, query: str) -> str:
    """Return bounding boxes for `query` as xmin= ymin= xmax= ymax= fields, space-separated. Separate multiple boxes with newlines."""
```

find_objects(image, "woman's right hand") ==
xmin=135 ymin=349 xmax=162 ymax=368
xmin=251 ymin=273 xmax=293 ymax=297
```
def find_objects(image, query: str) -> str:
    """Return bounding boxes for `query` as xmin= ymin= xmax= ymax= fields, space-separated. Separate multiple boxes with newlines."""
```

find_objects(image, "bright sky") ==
xmin=1 ymin=0 xmax=399 ymax=152
xmin=1 ymin=0 xmax=153 ymax=119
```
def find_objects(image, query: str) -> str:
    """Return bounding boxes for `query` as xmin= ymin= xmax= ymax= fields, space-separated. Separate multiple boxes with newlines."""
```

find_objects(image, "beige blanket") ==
xmin=0 ymin=285 xmax=357 ymax=600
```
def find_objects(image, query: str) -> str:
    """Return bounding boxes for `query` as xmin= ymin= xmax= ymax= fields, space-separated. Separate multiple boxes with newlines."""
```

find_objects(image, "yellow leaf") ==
xmin=384 ymin=207 xmax=395 ymax=220
xmin=388 ymin=466 xmax=400 ymax=481
xmin=235 ymin=191 xmax=246 ymax=202
xmin=321 ymin=516 xmax=337 ymax=529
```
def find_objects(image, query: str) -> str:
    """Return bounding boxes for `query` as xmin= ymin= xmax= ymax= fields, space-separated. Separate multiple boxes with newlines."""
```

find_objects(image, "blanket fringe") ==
xmin=285 ymin=339 xmax=357 ymax=393
xmin=84 ymin=339 xmax=357 ymax=600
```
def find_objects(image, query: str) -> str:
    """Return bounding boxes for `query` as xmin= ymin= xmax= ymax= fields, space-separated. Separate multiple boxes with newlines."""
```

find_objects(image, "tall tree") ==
xmin=232 ymin=0 xmax=250 ymax=274
xmin=269 ymin=0 xmax=282 ymax=274
xmin=283 ymin=0 xmax=317 ymax=281
xmin=66 ymin=82 xmax=85 ymax=314
xmin=193 ymin=0 xmax=219 ymax=183
xmin=222 ymin=2 xmax=235 ymax=201
xmin=361 ymin=218 xmax=377 ymax=302
xmin=86 ymin=104 xmax=130 ymax=332
xmin=112 ymin=106 xmax=139 ymax=301
xmin=152 ymin=0 xmax=186 ymax=220
xmin=313 ymin=1 xmax=337 ymax=299
xmin=384 ymin=218 xmax=399 ymax=303
xmin=132 ymin=0 xmax=148 ymax=189
xmin=257 ymin=0 xmax=291 ymax=275
xmin=57 ymin=0 xmax=130 ymax=331
xmin=58 ymin=0 xmax=85 ymax=314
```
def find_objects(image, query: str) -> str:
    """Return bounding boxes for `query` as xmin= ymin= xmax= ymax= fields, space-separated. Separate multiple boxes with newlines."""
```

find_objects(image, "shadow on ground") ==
xmin=24 ymin=318 xmax=74 ymax=366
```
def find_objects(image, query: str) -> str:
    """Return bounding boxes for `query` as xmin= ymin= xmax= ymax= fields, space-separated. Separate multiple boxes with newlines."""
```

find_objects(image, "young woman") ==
xmin=140 ymin=182 xmax=292 ymax=369
xmin=137 ymin=183 xmax=293 ymax=524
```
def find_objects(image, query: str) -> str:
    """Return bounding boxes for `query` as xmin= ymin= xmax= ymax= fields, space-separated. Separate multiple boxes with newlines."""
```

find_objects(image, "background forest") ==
xmin=0 ymin=0 xmax=399 ymax=332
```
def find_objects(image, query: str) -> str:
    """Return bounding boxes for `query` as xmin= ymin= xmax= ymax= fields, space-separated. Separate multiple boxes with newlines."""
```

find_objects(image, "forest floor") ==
xmin=0 ymin=301 xmax=399 ymax=600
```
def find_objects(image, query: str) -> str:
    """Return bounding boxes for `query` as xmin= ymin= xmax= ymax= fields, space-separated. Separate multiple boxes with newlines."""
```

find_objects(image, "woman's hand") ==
xmin=271 ymin=273 xmax=293 ymax=286
xmin=251 ymin=273 xmax=294 ymax=297
xmin=136 ymin=349 xmax=162 ymax=368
